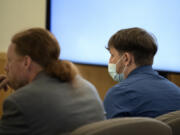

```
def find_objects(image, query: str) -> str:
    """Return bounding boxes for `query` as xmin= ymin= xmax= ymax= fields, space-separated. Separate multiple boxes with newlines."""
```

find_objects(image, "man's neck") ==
xmin=124 ymin=64 xmax=137 ymax=79
xmin=27 ymin=62 xmax=43 ymax=83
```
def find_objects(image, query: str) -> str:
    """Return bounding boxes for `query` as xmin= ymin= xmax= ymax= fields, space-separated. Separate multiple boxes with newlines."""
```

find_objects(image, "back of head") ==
xmin=11 ymin=28 xmax=78 ymax=82
xmin=108 ymin=27 xmax=157 ymax=66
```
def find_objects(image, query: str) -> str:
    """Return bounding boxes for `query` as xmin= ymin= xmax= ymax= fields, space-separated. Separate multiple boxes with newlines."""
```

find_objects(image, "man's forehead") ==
xmin=7 ymin=43 xmax=15 ymax=53
xmin=7 ymin=43 xmax=19 ymax=58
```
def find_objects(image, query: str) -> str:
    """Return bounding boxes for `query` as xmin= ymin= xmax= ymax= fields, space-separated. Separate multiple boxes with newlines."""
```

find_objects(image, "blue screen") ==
xmin=49 ymin=0 xmax=180 ymax=73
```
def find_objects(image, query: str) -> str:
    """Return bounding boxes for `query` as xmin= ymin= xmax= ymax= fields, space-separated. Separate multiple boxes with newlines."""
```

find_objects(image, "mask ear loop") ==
xmin=116 ymin=55 xmax=124 ymax=65
xmin=122 ymin=64 xmax=127 ymax=73
xmin=116 ymin=55 xmax=127 ymax=74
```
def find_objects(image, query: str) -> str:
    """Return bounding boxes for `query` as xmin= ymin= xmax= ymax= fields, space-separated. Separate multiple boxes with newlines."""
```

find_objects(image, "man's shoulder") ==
xmin=7 ymin=74 xmax=59 ymax=100
xmin=10 ymin=74 xmax=97 ymax=100
xmin=106 ymin=81 xmax=130 ymax=98
xmin=74 ymin=75 xmax=96 ymax=89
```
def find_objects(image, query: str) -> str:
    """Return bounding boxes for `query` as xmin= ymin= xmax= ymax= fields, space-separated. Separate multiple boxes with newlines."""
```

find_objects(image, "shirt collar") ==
xmin=33 ymin=71 xmax=47 ymax=81
xmin=127 ymin=65 xmax=158 ymax=78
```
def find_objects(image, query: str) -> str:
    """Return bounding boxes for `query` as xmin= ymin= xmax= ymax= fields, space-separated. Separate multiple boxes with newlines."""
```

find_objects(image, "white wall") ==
xmin=0 ymin=0 xmax=46 ymax=52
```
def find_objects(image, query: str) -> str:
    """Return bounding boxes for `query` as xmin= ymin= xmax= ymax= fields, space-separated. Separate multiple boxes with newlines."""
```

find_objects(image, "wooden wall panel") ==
xmin=0 ymin=52 xmax=14 ymax=118
xmin=75 ymin=64 xmax=117 ymax=100
xmin=168 ymin=74 xmax=180 ymax=87
xmin=76 ymin=64 xmax=180 ymax=100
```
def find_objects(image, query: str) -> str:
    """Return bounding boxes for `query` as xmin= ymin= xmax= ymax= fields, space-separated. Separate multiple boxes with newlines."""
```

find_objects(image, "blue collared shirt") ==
xmin=104 ymin=66 xmax=180 ymax=118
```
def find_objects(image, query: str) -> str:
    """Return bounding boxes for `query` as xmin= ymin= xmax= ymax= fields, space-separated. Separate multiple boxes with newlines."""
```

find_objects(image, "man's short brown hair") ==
xmin=108 ymin=27 xmax=157 ymax=66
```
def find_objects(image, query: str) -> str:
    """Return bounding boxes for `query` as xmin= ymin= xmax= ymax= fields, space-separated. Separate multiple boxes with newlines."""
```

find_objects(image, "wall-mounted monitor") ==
xmin=47 ymin=0 xmax=180 ymax=73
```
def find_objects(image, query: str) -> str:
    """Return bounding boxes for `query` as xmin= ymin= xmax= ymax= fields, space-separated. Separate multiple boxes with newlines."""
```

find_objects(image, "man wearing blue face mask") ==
xmin=108 ymin=55 xmax=126 ymax=82
xmin=104 ymin=27 xmax=180 ymax=119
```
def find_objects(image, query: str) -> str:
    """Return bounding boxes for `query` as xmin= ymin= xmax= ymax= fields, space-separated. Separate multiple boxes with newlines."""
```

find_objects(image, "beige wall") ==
xmin=0 ymin=0 xmax=46 ymax=117
xmin=0 ymin=0 xmax=46 ymax=52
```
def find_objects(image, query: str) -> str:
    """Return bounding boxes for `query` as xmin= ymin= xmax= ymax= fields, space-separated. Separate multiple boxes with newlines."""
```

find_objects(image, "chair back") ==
xmin=156 ymin=110 xmax=180 ymax=135
xmin=71 ymin=117 xmax=172 ymax=135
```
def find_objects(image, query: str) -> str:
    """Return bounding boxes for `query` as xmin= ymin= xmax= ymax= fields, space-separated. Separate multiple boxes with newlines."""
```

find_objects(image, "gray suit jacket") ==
xmin=0 ymin=72 xmax=105 ymax=135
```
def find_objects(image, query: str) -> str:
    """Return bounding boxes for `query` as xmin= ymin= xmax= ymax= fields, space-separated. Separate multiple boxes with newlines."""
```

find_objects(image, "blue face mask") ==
xmin=108 ymin=57 xmax=126 ymax=82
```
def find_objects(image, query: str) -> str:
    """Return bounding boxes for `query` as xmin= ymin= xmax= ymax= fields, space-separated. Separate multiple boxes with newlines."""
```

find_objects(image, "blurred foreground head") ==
xmin=5 ymin=28 xmax=78 ymax=89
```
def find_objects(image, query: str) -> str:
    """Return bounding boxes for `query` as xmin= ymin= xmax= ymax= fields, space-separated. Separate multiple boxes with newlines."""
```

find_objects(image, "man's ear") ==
xmin=124 ymin=52 xmax=134 ymax=66
xmin=23 ymin=56 xmax=32 ymax=70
